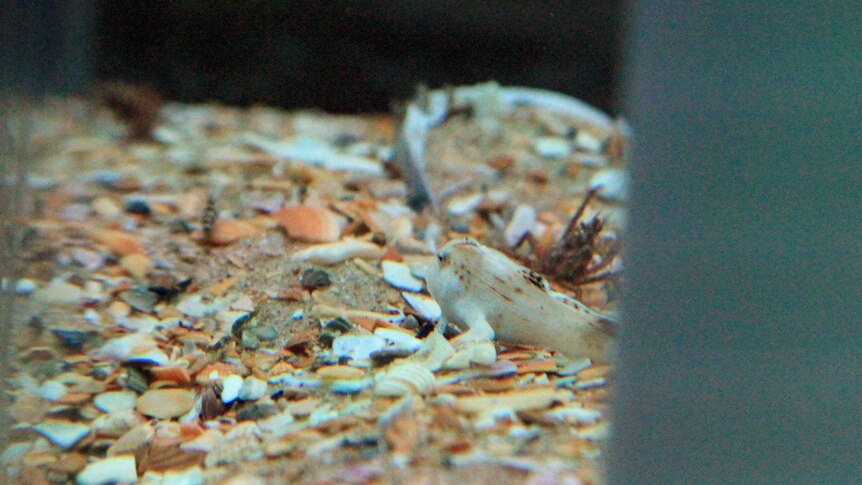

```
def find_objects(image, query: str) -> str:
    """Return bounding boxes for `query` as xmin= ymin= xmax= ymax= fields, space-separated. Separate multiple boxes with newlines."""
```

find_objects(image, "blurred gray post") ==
xmin=610 ymin=2 xmax=861 ymax=484
xmin=1 ymin=0 xmax=93 ymax=448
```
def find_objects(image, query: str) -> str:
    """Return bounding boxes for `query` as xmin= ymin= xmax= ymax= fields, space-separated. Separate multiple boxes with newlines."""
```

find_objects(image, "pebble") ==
xmin=381 ymin=260 xmax=424 ymax=292
xmin=34 ymin=419 xmax=91 ymax=449
xmin=590 ymin=168 xmax=628 ymax=201
xmin=50 ymin=327 xmax=92 ymax=349
xmin=252 ymin=326 xmax=277 ymax=341
xmin=300 ymin=267 xmax=332 ymax=290
xmin=332 ymin=335 xmax=387 ymax=362
xmin=38 ymin=380 xmax=68 ymax=401
xmin=90 ymin=229 xmax=146 ymax=256
xmin=241 ymin=330 xmax=261 ymax=350
xmin=124 ymin=198 xmax=152 ymax=215
xmin=445 ymin=193 xmax=484 ymax=217
xmin=14 ymin=278 xmax=38 ymax=295
xmin=94 ymin=391 xmax=138 ymax=413
xmin=137 ymin=388 xmax=195 ymax=419
xmin=120 ymin=254 xmax=153 ymax=279
xmin=575 ymin=130 xmax=604 ymax=153
xmin=503 ymin=204 xmax=537 ymax=248
xmin=120 ymin=288 xmax=159 ymax=313
xmin=33 ymin=279 xmax=87 ymax=305
xmin=401 ymin=292 xmax=441 ymax=321
xmin=76 ymin=455 xmax=137 ymax=485
xmin=221 ymin=374 xmax=244 ymax=404
xmin=533 ymin=136 xmax=571 ymax=158
xmin=91 ymin=197 xmax=122 ymax=218
xmin=238 ymin=376 xmax=268 ymax=401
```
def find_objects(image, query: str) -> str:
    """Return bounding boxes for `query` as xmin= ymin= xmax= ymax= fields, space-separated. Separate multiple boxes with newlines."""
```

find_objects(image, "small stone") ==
xmin=94 ymin=391 xmax=137 ymax=413
xmin=220 ymin=374 xmax=244 ymax=404
xmin=34 ymin=419 xmax=90 ymax=449
xmin=119 ymin=288 xmax=159 ymax=313
xmin=120 ymin=254 xmax=153 ymax=279
xmin=445 ymin=193 xmax=484 ymax=217
xmin=91 ymin=197 xmax=122 ymax=218
xmin=236 ymin=401 xmax=277 ymax=421
xmin=534 ymin=136 xmax=572 ymax=158
xmin=137 ymin=388 xmax=195 ymax=419
xmin=76 ymin=455 xmax=137 ymax=485
xmin=33 ymin=279 xmax=86 ymax=305
xmin=230 ymin=295 xmax=255 ymax=312
xmin=300 ymin=267 xmax=332 ymax=290
xmin=252 ymin=326 xmax=277 ymax=341
xmin=124 ymin=198 xmax=151 ymax=215
xmin=241 ymin=330 xmax=260 ymax=350
xmin=39 ymin=380 xmax=68 ymax=401
xmin=50 ymin=327 xmax=93 ymax=350
xmin=238 ymin=376 xmax=268 ymax=402
xmin=14 ymin=278 xmax=37 ymax=295
xmin=381 ymin=261 xmax=423 ymax=292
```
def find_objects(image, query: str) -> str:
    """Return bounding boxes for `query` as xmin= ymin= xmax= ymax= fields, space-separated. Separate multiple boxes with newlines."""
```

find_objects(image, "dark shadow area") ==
xmin=92 ymin=1 xmax=622 ymax=112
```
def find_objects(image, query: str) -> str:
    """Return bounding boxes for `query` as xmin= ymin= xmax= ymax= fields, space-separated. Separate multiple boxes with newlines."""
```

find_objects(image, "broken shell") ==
xmin=316 ymin=365 xmax=366 ymax=381
xmin=381 ymin=260 xmax=423 ymax=292
xmin=180 ymin=429 xmax=224 ymax=453
xmin=90 ymin=229 xmax=146 ymax=256
xmin=455 ymin=387 xmax=568 ymax=414
xmin=545 ymin=405 xmax=601 ymax=424
xmin=533 ymin=136 xmax=571 ymax=158
xmin=374 ymin=328 xmax=423 ymax=352
xmin=401 ymin=292 xmax=441 ymax=321
xmin=503 ymin=204 xmax=537 ymax=248
xmin=273 ymin=204 xmax=342 ymax=242
xmin=120 ymin=253 xmax=153 ymax=279
xmin=34 ymin=419 xmax=91 ymax=449
xmin=209 ymin=219 xmax=261 ymax=245
xmin=291 ymin=238 xmax=383 ymax=265
xmin=374 ymin=362 xmax=436 ymax=397
xmin=93 ymin=391 xmax=137 ymax=413
xmin=221 ymin=374 xmax=244 ymax=404
xmin=331 ymin=334 xmax=386 ymax=362
xmin=76 ymin=455 xmax=137 ymax=485
xmin=446 ymin=193 xmax=484 ymax=217
xmin=107 ymin=422 xmax=153 ymax=456
xmin=137 ymin=388 xmax=195 ymax=419
xmin=575 ymin=130 xmax=604 ymax=153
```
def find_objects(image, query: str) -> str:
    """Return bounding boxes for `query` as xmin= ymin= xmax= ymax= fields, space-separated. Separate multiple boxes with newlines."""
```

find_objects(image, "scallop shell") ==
xmin=374 ymin=362 xmax=436 ymax=397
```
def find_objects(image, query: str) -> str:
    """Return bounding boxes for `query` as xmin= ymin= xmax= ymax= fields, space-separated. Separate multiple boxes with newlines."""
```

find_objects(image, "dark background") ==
xmin=2 ymin=0 xmax=623 ymax=113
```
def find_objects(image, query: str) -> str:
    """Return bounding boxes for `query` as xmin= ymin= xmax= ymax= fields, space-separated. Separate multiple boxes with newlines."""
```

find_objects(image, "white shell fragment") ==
xmin=221 ymin=374 xmax=244 ymax=404
xmin=76 ymin=454 xmax=137 ymax=485
xmin=94 ymin=391 xmax=138 ymax=413
xmin=546 ymin=405 xmax=601 ymax=424
xmin=590 ymin=168 xmax=628 ymax=202
xmin=374 ymin=328 xmax=423 ymax=352
xmin=141 ymin=466 xmax=204 ymax=485
xmin=238 ymin=376 xmax=268 ymax=402
xmin=575 ymin=130 xmax=604 ymax=153
xmin=533 ymin=136 xmax=571 ymax=158
xmin=401 ymin=292 xmax=441 ymax=321
xmin=381 ymin=260 xmax=424 ymax=292
xmin=503 ymin=204 xmax=537 ymax=248
xmin=374 ymin=362 xmax=436 ymax=397
xmin=39 ymin=380 xmax=68 ymax=401
xmin=291 ymin=238 xmax=383 ymax=265
xmin=445 ymin=192 xmax=484 ymax=216
xmin=34 ymin=419 xmax=91 ymax=449
xmin=243 ymin=133 xmax=384 ymax=176
xmin=332 ymin=335 xmax=387 ymax=361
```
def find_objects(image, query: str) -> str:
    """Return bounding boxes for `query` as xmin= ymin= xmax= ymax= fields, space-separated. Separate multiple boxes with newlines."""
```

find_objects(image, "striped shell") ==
xmin=374 ymin=362 xmax=436 ymax=397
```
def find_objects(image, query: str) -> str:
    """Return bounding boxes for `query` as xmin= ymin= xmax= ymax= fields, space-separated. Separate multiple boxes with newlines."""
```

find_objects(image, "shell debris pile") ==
xmin=3 ymin=84 xmax=625 ymax=484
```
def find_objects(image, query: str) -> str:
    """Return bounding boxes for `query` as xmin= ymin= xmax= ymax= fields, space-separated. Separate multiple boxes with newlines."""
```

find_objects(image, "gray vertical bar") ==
xmin=611 ymin=2 xmax=862 ymax=484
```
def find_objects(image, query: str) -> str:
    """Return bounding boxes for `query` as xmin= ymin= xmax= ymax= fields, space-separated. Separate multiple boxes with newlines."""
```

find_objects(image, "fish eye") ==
xmin=437 ymin=254 xmax=446 ymax=263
